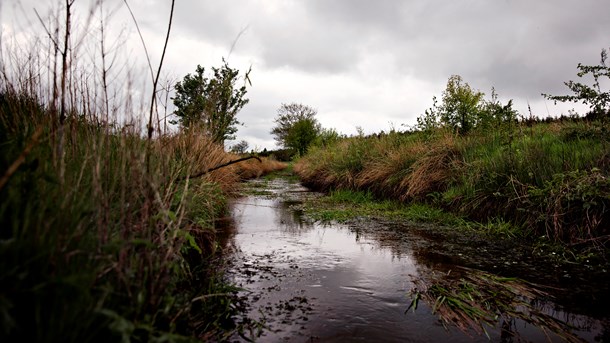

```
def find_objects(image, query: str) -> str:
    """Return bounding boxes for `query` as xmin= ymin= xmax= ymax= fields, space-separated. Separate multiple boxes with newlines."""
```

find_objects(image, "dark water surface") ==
xmin=221 ymin=178 xmax=609 ymax=342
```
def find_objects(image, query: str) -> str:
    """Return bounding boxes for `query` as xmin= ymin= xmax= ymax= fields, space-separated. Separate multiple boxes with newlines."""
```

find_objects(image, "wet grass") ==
xmin=239 ymin=181 xmax=275 ymax=197
xmin=0 ymin=3 xmax=286 ymax=339
xmin=408 ymin=267 xmax=584 ymax=342
xmin=295 ymin=122 xmax=610 ymax=249
xmin=301 ymin=189 xmax=524 ymax=239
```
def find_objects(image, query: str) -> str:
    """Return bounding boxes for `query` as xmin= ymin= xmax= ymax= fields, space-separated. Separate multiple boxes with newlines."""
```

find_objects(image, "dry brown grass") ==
xmin=294 ymin=145 xmax=338 ymax=190
xmin=402 ymin=133 xmax=461 ymax=200
xmin=297 ymin=131 xmax=462 ymax=202
xmin=161 ymin=130 xmax=239 ymax=192
xmin=356 ymin=140 xmax=427 ymax=197
xmin=234 ymin=155 xmax=287 ymax=179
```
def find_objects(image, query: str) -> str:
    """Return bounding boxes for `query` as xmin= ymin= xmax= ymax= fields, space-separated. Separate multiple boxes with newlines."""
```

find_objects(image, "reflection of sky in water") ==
xmin=225 ymin=179 xmax=608 ymax=342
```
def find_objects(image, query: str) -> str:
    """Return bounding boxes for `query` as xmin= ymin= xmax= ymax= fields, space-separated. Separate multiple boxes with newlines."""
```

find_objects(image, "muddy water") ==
xmin=222 ymin=177 xmax=609 ymax=342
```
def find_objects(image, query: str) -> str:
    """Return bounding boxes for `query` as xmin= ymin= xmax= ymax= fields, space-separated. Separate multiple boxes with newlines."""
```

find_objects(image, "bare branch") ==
xmin=147 ymin=0 xmax=175 ymax=141
xmin=177 ymin=155 xmax=261 ymax=181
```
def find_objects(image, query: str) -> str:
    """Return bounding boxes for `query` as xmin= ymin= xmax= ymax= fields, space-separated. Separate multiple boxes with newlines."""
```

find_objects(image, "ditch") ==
xmin=218 ymin=176 xmax=609 ymax=342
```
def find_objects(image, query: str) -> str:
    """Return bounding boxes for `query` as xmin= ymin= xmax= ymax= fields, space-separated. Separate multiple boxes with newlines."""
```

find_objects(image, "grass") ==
xmin=295 ymin=121 xmax=610 ymax=249
xmin=0 ymin=92 xmax=287 ymax=341
xmin=0 ymin=3 xmax=285 ymax=341
xmin=407 ymin=267 xmax=583 ymax=342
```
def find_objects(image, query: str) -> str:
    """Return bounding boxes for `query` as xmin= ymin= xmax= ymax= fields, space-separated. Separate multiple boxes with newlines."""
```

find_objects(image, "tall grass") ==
xmin=295 ymin=121 xmax=610 ymax=248
xmin=0 ymin=2 xmax=284 ymax=341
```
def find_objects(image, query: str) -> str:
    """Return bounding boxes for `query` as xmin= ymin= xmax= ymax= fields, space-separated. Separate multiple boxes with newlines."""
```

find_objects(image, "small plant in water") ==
xmin=407 ymin=267 xmax=583 ymax=342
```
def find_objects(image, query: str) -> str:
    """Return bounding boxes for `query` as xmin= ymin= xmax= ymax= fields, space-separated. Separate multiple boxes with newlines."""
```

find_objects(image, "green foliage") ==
xmin=439 ymin=75 xmax=485 ymax=134
xmin=172 ymin=60 xmax=250 ymax=144
xmin=418 ymin=76 xmax=517 ymax=135
xmin=416 ymin=96 xmax=441 ymax=132
xmin=313 ymin=128 xmax=342 ymax=148
xmin=297 ymin=116 xmax=610 ymax=247
xmin=0 ymin=92 xmax=240 ymax=341
xmin=524 ymin=168 xmax=610 ymax=242
xmin=478 ymin=88 xmax=519 ymax=131
xmin=230 ymin=140 xmax=249 ymax=154
xmin=543 ymin=47 xmax=610 ymax=122
xmin=270 ymin=103 xmax=321 ymax=156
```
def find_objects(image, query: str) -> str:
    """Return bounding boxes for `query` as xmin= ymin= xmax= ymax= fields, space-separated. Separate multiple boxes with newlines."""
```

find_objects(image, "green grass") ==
xmin=408 ymin=267 xmax=582 ymax=341
xmin=296 ymin=121 xmax=610 ymax=248
xmin=0 ymin=90 xmax=251 ymax=341
xmin=302 ymin=188 xmax=524 ymax=239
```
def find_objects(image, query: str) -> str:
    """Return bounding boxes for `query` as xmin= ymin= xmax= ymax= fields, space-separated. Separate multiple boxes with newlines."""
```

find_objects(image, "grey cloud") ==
xmin=6 ymin=0 xmax=609 ymax=148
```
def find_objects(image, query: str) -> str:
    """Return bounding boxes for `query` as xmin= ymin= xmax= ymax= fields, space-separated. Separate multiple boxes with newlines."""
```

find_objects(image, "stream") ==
xmin=220 ymin=177 xmax=610 ymax=342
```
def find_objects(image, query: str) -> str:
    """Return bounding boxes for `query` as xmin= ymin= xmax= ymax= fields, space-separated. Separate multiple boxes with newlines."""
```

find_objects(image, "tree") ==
xmin=230 ymin=140 xmax=249 ymax=154
xmin=416 ymin=96 xmax=441 ymax=132
xmin=417 ymin=76 xmax=516 ymax=134
xmin=439 ymin=75 xmax=485 ymax=134
xmin=172 ymin=61 xmax=250 ymax=144
xmin=270 ymin=103 xmax=321 ymax=156
xmin=543 ymin=47 xmax=610 ymax=124
xmin=479 ymin=88 xmax=518 ymax=130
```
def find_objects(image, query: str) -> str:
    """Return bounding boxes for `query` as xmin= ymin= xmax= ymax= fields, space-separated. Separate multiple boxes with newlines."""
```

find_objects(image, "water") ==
xmin=221 ymin=178 xmax=609 ymax=342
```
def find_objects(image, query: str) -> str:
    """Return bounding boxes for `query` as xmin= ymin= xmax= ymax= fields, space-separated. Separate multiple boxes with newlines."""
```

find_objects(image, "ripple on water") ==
xmin=223 ymin=178 xmax=608 ymax=343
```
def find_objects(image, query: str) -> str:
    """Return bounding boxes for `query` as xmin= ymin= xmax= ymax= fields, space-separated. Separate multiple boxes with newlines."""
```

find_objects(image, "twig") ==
xmin=147 ymin=0 xmax=175 ymax=141
xmin=178 ymin=155 xmax=261 ymax=181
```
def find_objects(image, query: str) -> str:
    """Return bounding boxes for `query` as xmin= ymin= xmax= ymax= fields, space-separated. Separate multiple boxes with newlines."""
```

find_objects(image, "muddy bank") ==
xmin=219 ymin=177 xmax=609 ymax=342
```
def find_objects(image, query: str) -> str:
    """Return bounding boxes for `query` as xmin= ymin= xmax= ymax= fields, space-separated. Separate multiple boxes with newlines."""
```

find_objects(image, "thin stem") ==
xmin=147 ymin=0 xmax=175 ymax=141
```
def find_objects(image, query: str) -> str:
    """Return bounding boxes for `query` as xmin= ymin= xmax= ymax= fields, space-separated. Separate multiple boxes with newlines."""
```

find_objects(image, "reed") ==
xmin=0 ymin=2 xmax=282 ymax=340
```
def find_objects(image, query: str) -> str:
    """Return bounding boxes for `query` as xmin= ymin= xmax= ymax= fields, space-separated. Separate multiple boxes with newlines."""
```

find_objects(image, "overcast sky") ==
xmin=2 ymin=0 xmax=609 ymax=150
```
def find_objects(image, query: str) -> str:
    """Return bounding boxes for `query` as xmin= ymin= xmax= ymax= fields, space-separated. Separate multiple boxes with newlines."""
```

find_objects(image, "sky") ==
xmin=2 ymin=0 xmax=609 ymax=150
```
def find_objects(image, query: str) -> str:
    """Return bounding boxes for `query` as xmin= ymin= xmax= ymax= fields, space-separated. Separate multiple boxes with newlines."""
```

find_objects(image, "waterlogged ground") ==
xmin=220 ymin=176 xmax=610 ymax=342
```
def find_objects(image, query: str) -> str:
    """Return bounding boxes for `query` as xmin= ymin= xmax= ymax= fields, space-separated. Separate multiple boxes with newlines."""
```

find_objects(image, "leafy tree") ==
xmin=543 ymin=47 xmax=610 ymax=125
xmin=439 ymin=75 xmax=485 ymax=134
xmin=172 ymin=61 xmax=250 ymax=144
xmin=417 ymin=76 xmax=517 ymax=134
xmin=230 ymin=140 xmax=249 ymax=154
xmin=479 ymin=88 xmax=518 ymax=130
xmin=314 ymin=128 xmax=342 ymax=148
xmin=416 ymin=96 xmax=441 ymax=132
xmin=270 ymin=103 xmax=321 ymax=156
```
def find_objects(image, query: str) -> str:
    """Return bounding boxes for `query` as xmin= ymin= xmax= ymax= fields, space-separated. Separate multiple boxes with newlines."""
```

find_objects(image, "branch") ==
xmin=178 ymin=155 xmax=261 ymax=181
xmin=148 ymin=0 xmax=175 ymax=141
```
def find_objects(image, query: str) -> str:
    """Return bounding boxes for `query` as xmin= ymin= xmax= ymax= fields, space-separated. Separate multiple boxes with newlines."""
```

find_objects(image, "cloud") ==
xmin=3 ymin=0 xmax=609 ymax=150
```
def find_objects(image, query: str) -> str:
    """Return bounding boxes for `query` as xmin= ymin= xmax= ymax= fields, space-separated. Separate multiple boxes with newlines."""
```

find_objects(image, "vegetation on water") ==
xmin=0 ymin=2 xmax=285 ymax=341
xmin=301 ymin=189 xmax=523 ymax=238
xmin=295 ymin=47 xmax=610 ymax=253
xmin=291 ymin=48 xmax=610 ymax=338
xmin=408 ymin=267 xmax=585 ymax=342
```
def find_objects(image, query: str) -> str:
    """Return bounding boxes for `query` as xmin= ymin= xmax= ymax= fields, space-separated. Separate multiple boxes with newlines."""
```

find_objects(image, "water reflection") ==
xmin=222 ymin=178 xmax=609 ymax=342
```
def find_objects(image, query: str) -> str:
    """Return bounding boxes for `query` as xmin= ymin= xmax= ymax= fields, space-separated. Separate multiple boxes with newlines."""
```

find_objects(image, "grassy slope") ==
xmin=295 ymin=120 xmax=610 ymax=250
xmin=0 ymin=92 xmax=285 ymax=341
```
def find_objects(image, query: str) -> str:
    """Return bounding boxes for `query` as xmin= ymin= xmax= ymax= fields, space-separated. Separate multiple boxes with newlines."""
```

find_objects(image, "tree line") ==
xmin=172 ymin=47 xmax=609 ymax=157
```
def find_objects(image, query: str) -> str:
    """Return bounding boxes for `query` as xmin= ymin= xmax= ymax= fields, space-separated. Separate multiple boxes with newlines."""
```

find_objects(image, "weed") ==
xmin=408 ymin=267 xmax=583 ymax=342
